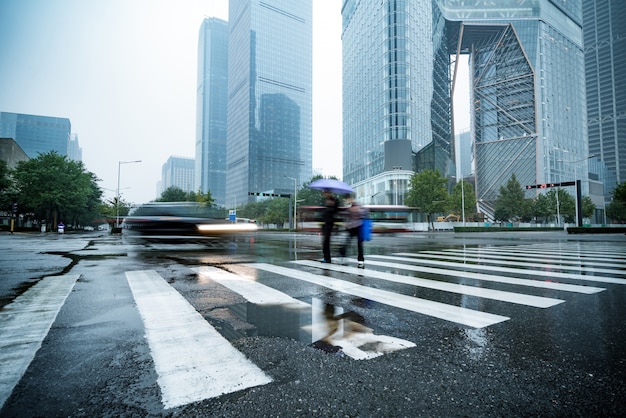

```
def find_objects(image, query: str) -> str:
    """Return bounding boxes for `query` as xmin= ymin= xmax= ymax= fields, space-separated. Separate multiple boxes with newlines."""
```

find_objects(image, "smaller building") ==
xmin=159 ymin=156 xmax=195 ymax=196
xmin=0 ymin=137 xmax=29 ymax=169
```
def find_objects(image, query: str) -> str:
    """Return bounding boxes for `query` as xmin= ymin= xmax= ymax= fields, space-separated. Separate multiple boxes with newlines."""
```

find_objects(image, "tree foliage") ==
xmin=606 ymin=182 xmax=626 ymax=222
xmin=0 ymin=160 xmax=15 ymax=212
xmin=12 ymin=152 xmax=101 ymax=228
xmin=447 ymin=180 xmax=476 ymax=220
xmin=405 ymin=170 xmax=448 ymax=221
xmin=581 ymin=196 xmax=595 ymax=220
xmin=493 ymin=174 xmax=529 ymax=222
xmin=156 ymin=186 xmax=214 ymax=206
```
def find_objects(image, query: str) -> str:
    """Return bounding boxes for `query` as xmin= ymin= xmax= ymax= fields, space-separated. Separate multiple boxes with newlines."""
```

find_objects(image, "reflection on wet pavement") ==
xmin=193 ymin=266 xmax=415 ymax=360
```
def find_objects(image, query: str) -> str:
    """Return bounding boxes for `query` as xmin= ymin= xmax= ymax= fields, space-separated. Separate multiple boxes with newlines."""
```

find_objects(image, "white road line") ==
xmin=192 ymin=266 xmax=309 ymax=307
xmin=394 ymin=252 xmax=623 ymax=276
xmin=450 ymin=248 xmax=626 ymax=264
xmin=370 ymin=255 xmax=626 ymax=285
xmin=193 ymin=266 xmax=416 ymax=360
xmin=417 ymin=250 xmax=626 ymax=270
xmin=246 ymin=263 xmax=509 ymax=329
xmin=0 ymin=274 xmax=79 ymax=409
xmin=126 ymin=270 xmax=272 ymax=409
xmin=293 ymin=260 xmax=563 ymax=308
xmin=345 ymin=258 xmax=604 ymax=294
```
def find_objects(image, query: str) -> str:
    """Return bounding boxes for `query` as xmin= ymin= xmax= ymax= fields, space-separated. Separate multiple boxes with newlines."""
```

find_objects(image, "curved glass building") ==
xmin=342 ymin=0 xmax=588 ymax=218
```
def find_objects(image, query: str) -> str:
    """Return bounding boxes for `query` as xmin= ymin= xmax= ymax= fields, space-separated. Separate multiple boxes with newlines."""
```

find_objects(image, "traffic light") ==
xmin=11 ymin=202 xmax=17 ymax=215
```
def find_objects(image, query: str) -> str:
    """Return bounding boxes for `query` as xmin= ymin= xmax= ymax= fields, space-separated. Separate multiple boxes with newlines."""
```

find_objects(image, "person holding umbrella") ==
xmin=307 ymin=178 xmax=354 ymax=264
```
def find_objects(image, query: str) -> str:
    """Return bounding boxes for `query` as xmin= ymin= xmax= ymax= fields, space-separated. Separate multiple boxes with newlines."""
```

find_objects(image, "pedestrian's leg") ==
xmin=357 ymin=234 xmax=364 ymax=262
xmin=322 ymin=226 xmax=331 ymax=262
xmin=340 ymin=229 xmax=351 ymax=257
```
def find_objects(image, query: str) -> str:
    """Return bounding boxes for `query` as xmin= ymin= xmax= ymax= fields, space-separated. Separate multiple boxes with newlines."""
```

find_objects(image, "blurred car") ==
xmin=83 ymin=225 xmax=95 ymax=231
xmin=122 ymin=202 xmax=257 ymax=237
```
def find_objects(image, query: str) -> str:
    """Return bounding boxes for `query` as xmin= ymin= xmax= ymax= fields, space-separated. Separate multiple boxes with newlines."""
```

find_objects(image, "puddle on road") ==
xmin=218 ymin=297 xmax=415 ymax=360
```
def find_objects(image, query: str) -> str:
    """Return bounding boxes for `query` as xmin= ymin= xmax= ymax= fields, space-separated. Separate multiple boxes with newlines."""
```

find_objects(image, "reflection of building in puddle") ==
xmin=225 ymin=298 xmax=415 ymax=360
xmin=193 ymin=266 xmax=414 ymax=360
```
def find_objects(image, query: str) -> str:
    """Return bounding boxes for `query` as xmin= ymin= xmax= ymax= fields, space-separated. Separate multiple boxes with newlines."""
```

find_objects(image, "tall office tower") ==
xmin=342 ymin=1 xmax=588 ymax=217
xmin=0 ymin=112 xmax=71 ymax=158
xmin=160 ymin=156 xmax=195 ymax=196
xmin=584 ymin=1 xmax=626 ymax=201
xmin=68 ymin=133 xmax=82 ymax=162
xmin=196 ymin=18 xmax=229 ymax=207
xmin=226 ymin=1 xmax=312 ymax=208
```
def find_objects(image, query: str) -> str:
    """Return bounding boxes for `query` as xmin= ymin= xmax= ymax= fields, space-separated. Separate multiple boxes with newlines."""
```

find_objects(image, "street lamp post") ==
xmin=460 ymin=176 xmax=465 ymax=227
xmin=116 ymin=160 xmax=141 ymax=227
xmin=557 ymin=154 xmax=594 ymax=227
xmin=284 ymin=176 xmax=297 ymax=231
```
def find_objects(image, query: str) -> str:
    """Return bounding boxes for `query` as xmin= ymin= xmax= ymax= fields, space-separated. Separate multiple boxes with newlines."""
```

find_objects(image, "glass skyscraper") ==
xmin=226 ymin=0 xmax=312 ymax=207
xmin=196 ymin=18 xmax=229 ymax=207
xmin=342 ymin=0 xmax=588 ymax=217
xmin=0 ymin=112 xmax=71 ymax=159
xmin=584 ymin=1 xmax=626 ymax=201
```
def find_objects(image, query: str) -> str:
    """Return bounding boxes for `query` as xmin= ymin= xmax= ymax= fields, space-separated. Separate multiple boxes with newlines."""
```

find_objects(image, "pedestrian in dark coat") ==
xmin=321 ymin=190 xmax=339 ymax=263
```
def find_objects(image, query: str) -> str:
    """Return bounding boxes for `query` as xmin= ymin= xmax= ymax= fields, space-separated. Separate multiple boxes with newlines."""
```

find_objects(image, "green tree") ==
xmin=405 ymin=169 xmax=448 ymax=226
xmin=156 ymin=186 xmax=188 ymax=202
xmin=12 ymin=152 xmax=101 ymax=230
xmin=0 ymin=160 xmax=15 ymax=213
xmin=448 ymin=180 xmax=476 ymax=221
xmin=581 ymin=196 xmax=595 ymax=220
xmin=260 ymin=198 xmax=289 ymax=227
xmin=493 ymin=174 xmax=529 ymax=222
xmin=298 ymin=175 xmax=326 ymax=206
xmin=606 ymin=182 xmax=626 ymax=223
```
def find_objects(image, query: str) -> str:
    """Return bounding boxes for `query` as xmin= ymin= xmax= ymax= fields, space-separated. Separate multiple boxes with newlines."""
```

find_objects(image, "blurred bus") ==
xmin=299 ymin=205 xmax=418 ymax=233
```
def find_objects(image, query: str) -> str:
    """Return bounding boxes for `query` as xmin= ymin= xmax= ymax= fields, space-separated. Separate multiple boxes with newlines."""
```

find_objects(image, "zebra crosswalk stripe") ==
xmin=370 ymin=255 xmax=626 ymax=285
xmin=0 ymin=274 xmax=79 ymax=410
xmin=246 ymin=263 xmax=509 ymax=329
xmin=351 ymin=257 xmax=604 ymax=294
xmin=193 ymin=266 xmax=416 ymax=360
xmin=126 ymin=270 xmax=272 ymax=409
xmin=414 ymin=250 xmax=626 ymax=270
xmin=394 ymin=252 xmax=623 ymax=276
xmin=293 ymin=260 xmax=564 ymax=308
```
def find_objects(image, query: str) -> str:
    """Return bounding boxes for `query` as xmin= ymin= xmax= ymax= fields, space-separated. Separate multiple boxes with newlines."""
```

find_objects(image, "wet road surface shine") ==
xmin=247 ymin=263 xmax=510 ymax=328
xmin=126 ymin=270 xmax=272 ymax=409
xmin=0 ymin=274 xmax=79 ymax=409
xmin=294 ymin=259 xmax=564 ymax=308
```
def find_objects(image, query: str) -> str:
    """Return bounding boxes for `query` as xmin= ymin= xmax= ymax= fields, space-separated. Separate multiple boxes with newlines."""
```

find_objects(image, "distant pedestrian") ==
xmin=321 ymin=190 xmax=339 ymax=263
xmin=339 ymin=199 xmax=367 ymax=267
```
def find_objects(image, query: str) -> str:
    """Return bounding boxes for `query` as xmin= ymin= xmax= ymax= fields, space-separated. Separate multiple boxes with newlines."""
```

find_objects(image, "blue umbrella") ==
xmin=308 ymin=178 xmax=354 ymax=194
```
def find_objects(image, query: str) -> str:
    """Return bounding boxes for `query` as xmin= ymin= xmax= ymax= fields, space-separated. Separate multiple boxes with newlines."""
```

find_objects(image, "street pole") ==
xmin=116 ymin=160 xmax=141 ymax=228
xmin=461 ymin=177 xmax=465 ymax=226
xmin=285 ymin=176 xmax=297 ymax=230
xmin=558 ymin=155 xmax=593 ymax=227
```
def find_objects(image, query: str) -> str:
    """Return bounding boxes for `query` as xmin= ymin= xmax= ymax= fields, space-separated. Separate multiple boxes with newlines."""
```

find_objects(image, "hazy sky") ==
xmin=0 ymin=0 xmax=468 ymax=204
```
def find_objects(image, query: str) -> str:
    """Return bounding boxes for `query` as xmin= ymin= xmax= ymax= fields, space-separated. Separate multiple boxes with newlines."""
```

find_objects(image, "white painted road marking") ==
xmin=293 ymin=260 xmax=564 ymax=308
xmin=394 ymin=252 xmax=624 ymax=276
xmin=126 ymin=270 xmax=272 ymax=409
xmin=193 ymin=266 xmax=416 ymax=360
xmin=246 ymin=263 xmax=509 ymax=329
xmin=353 ymin=258 xmax=604 ymax=294
xmin=0 ymin=274 xmax=79 ymax=409
xmin=370 ymin=255 xmax=626 ymax=286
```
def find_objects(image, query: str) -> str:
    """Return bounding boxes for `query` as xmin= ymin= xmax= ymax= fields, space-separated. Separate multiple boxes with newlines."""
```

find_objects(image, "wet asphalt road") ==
xmin=0 ymin=229 xmax=625 ymax=417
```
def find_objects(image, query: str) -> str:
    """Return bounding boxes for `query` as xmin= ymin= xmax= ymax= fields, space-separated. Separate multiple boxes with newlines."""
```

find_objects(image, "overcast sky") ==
xmin=0 ymin=0 xmax=468 ymax=205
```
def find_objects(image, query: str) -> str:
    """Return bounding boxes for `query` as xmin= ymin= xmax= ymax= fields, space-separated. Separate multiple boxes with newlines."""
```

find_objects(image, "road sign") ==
xmin=525 ymin=181 xmax=575 ymax=189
